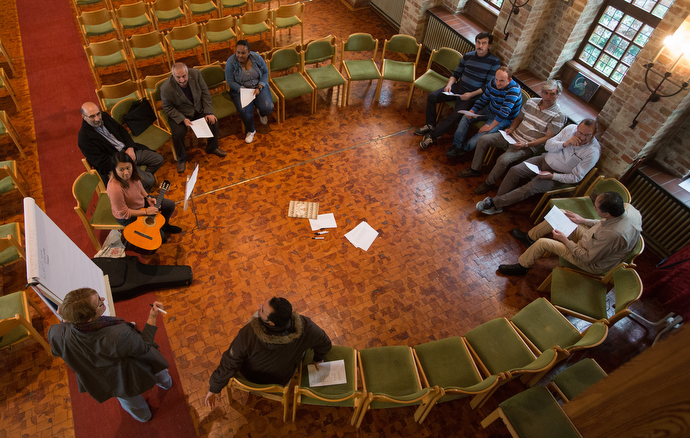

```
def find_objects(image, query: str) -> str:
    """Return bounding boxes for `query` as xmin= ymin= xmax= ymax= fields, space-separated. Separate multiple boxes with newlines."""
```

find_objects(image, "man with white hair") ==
xmin=457 ymin=79 xmax=567 ymax=195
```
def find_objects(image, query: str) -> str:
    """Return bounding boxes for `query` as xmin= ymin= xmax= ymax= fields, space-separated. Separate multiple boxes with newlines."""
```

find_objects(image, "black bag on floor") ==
xmin=92 ymin=256 xmax=193 ymax=301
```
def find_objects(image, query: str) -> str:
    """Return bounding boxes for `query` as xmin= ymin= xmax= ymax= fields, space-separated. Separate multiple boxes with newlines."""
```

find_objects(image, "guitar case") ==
xmin=92 ymin=256 xmax=193 ymax=301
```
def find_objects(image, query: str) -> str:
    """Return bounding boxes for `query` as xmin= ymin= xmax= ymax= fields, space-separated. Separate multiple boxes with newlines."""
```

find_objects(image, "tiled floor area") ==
xmin=0 ymin=0 xmax=675 ymax=437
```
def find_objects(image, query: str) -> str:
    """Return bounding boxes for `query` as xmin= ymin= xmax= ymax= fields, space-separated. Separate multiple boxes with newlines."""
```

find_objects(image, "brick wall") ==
xmin=655 ymin=106 xmax=690 ymax=178
xmin=399 ymin=0 xmax=444 ymax=39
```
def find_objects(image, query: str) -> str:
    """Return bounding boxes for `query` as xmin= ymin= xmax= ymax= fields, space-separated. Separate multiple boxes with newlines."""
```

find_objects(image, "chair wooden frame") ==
xmin=126 ymin=30 xmax=173 ymax=80
xmin=202 ymin=15 xmax=237 ymax=64
xmin=375 ymin=34 xmax=421 ymax=103
xmin=151 ymin=0 xmax=191 ymax=31
xmin=71 ymin=0 xmax=113 ymax=15
xmin=530 ymin=167 xmax=599 ymax=222
xmin=78 ymin=8 xmax=122 ymax=45
xmin=115 ymin=1 xmax=155 ymax=37
xmin=0 ymin=110 xmax=25 ymax=159
xmin=237 ymin=8 xmax=272 ymax=50
xmin=226 ymin=370 xmax=298 ymax=422
xmin=0 ymin=222 xmax=26 ymax=268
xmin=406 ymin=47 xmax=461 ymax=109
xmin=271 ymin=2 xmax=304 ymax=47
xmin=0 ymin=37 xmax=18 ymax=77
xmin=96 ymin=79 xmax=143 ymax=113
xmin=165 ymin=23 xmax=205 ymax=65
xmin=186 ymin=0 xmax=220 ymax=21
xmin=72 ymin=169 xmax=125 ymax=251
xmin=219 ymin=0 xmax=249 ymax=17
xmin=339 ymin=33 xmax=381 ymax=106
xmin=147 ymin=78 xmax=179 ymax=161
xmin=84 ymin=38 xmax=135 ymax=88
xmin=1 ymin=160 xmax=29 ymax=198
xmin=1 ymin=68 xmax=19 ymax=111
xmin=302 ymin=35 xmax=346 ymax=111
xmin=0 ymin=290 xmax=51 ymax=354
xmin=266 ymin=44 xmax=314 ymax=122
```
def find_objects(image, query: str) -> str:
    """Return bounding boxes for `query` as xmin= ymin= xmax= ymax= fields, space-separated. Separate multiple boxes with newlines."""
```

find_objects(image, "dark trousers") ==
xmin=169 ymin=111 xmax=219 ymax=163
xmin=425 ymin=84 xmax=478 ymax=140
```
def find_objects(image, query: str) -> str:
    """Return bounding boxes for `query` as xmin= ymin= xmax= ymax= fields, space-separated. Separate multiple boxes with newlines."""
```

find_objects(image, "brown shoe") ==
xmin=177 ymin=161 xmax=186 ymax=173
xmin=474 ymin=182 xmax=495 ymax=195
xmin=457 ymin=168 xmax=481 ymax=178
xmin=208 ymin=148 xmax=227 ymax=157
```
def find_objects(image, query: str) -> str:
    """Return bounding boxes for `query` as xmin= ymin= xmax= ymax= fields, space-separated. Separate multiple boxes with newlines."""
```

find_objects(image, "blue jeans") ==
xmin=231 ymin=86 xmax=274 ymax=133
xmin=117 ymin=369 xmax=172 ymax=422
xmin=452 ymin=106 xmax=512 ymax=152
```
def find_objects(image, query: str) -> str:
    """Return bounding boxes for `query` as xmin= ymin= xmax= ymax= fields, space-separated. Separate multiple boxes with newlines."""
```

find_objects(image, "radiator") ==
xmin=628 ymin=171 xmax=690 ymax=258
xmin=422 ymin=12 xmax=475 ymax=55
xmin=370 ymin=0 xmax=405 ymax=29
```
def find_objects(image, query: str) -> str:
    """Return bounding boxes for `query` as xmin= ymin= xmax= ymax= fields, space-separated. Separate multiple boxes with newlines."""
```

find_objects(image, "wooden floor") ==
xmin=0 ymin=0 xmax=672 ymax=437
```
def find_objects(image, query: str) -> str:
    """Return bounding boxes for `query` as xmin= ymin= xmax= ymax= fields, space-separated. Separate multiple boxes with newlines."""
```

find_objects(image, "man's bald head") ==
xmin=81 ymin=102 xmax=103 ymax=128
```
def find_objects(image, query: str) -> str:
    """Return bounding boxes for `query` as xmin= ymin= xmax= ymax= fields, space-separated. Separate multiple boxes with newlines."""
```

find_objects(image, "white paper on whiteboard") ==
xmin=544 ymin=205 xmax=578 ymax=237
xmin=190 ymin=118 xmax=213 ymax=138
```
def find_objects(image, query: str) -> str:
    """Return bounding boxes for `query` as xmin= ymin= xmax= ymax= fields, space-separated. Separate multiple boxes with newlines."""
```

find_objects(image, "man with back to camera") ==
xmin=78 ymin=101 xmax=164 ymax=191
xmin=444 ymin=66 xmax=522 ymax=158
xmin=204 ymin=296 xmax=332 ymax=409
xmin=415 ymin=31 xmax=501 ymax=150
xmin=48 ymin=288 xmax=171 ymax=422
xmin=498 ymin=191 xmax=642 ymax=276
xmin=457 ymin=79 xmax=567 ymax=195
xmin=161 ymin=62 xmax=227 ymax=174
xmin=475 ymin=118 xmax=600 ymax=215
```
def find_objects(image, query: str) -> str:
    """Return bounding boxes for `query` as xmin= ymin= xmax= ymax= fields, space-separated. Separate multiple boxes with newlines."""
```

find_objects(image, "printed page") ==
xmin=240 ymin=87 xmax=256 ymax=109
xmin=544 ymin=205 xmax=578 ymax=237
xmin=308 ymin=360 xmax=347 ymax=387
xmin=500 ymin=130 xmax=517 ymax=144
xmin=309 ymin=213 xmax=337 ymax=231
xmin=190 ymin=118 xmax=213 ymax=138
xmin=345 ymin=222 xmax=379 ymax=251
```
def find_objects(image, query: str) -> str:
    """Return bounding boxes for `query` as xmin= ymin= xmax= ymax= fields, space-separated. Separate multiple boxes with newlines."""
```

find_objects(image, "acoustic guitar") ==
xmin=123 ymin=180 xmax=170 ymax=252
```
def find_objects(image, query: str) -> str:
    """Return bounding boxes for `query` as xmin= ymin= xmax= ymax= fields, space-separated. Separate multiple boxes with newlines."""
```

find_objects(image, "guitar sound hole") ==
xmin=144 ymin=217 xmax=155 ymax=226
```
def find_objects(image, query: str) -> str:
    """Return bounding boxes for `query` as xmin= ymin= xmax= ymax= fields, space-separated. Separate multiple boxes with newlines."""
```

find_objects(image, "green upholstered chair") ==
xmin=412 ymin=336 xmax=502 ymax=424
xmin=0 ymin=160 xmax=29 ymax=198
xmin=219 ymin=0 xmax=248 ymax=16
xmin=127 ymin=30 xmax=172 ymax=80
xmin=267 ymin=45 xmax=314 ymax=122
xmin=151 ymin=0 xmax=190 ymax=31
xmin=147 ymin=75 xmax=180 ymax=161
xmin=78 ymin=8 xmax=122 ymax=45
xmin=72 ymin=170 xmax=125 ymax=252
xmin=115 ymin=1 xmax=155 ymax=37
xmin=84 ymin=38 xmax=135 ymax=88
xmin=292 ymin=346 xmax=364 ymax=423
xmin=111 ymin=97 xmax=172 ymax=158
xmin=187 ymin=0 xmax=219 ymax=22
xmin=195 ymin=64 xmax=240 ymax=124
xmin=202 ymin=15 xmax=237 ymax=64
xmin=96 ymin=79 xmax=142 ymax=113
xmin=356 ymin=345 xmax=438 ymax=429
xmin=375 ymin=34 xmax=421 ymax=103
xmin=238 ymin=9 xmax=272 ymax=49
xmin=339 ymin=33 xmax=381 ymax=106
xmin=303 ymin=35 xmax=346 ymax=111
xmin=550 ymin=266 xmax=643 ymax=327
xmin=535 ymin=176 xmax=631 ymax=224
xmin=0 ymin=222 xmax=25 ymax=270
xmin=463 ymin=318 xmax=559 ymax=407
xmin=271 ymin=2 xmax=304 ymax=47
xmin=538 ymin=235 xmax=644 ymax=293
xmin=227 ymin=369 xmax=298 ymax=422
xmin=510 ymin=298 xmax=608 ymax=364
xmin=0 ymin=68 xmax=19 ymax=111
xmin=0 ymin=290 xmax=51 ymax=354
xmin=548 ymin=358 xmax=607 ymax=402
xmin=252 ymin=0 xmax=273 ymax=10
xmin=71 ymin=0 xmax=112 ymax=15
xmin=0 ymin=110 xmax=25 ymax=159
xmin=165 ymin=23 xmax=205 ymax=64
xmin=480 ymin=385 xmax=582 ymax=438
xmin=530 ymin=166 xmax=599 ymax=222
xmin=406 ymin=47 xmax=461 ymax=109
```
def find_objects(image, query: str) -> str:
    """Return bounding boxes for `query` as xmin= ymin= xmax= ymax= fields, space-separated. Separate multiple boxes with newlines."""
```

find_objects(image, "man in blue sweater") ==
xmin=416 ymin=32 xmax=500 ymax=150
xmin=446 ymin=66 xmax=522 ymax=158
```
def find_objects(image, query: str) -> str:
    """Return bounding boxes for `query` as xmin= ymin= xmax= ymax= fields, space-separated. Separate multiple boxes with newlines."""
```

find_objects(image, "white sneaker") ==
xmin=245 ymin=131 xmax=256 ymax=143
xmin=259 ymin=115 xmax=268 ymax=125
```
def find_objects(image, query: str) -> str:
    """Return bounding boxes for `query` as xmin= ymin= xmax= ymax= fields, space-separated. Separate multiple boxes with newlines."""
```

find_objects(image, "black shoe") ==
xmin=474 ymin=182 xmax=495 ymax=195
xmin=420 ymin=135 xmax=434 ymax=150
xmin=414 ymin=124 xmax=434 ymax=136
xmin=457 ymin=168 xmax=481 ymax=178
xmin=177 ymin=161 xmax=186 ymax=173
xmin=446 ymin=147 xmax=466 ymax=158
xmin=498 ymin=263 xmax=530 ymax=276
xmin=510 ymin=228 xmax=535 ymax=248
xmin=163 ymin=224 xmax=182 ymax=234
xmin=208 ymin=148 xmax=227 ymax=157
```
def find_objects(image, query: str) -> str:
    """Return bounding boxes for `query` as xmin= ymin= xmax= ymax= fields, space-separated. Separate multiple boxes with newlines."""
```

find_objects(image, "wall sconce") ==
xmin=502 ymin=0 xmax=530 ymax=41
xmin=630 ymin=35 xmax=690 ymax=129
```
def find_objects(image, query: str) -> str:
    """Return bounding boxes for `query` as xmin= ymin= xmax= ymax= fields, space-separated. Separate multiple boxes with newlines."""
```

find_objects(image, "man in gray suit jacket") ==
xmin=161 ymin=62 xmax=227 ymax=173
xmin=48 ymin=288 xmax=172 ymax=422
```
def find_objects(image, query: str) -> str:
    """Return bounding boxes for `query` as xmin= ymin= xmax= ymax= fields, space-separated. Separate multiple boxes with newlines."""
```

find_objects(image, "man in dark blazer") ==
xmin=48 ymin=288 xmax=172 ymax=422
xmin=161 ymin=62 xmax=227 ymax=173
xmin=78 ymin=102 xmax=164 ymax=191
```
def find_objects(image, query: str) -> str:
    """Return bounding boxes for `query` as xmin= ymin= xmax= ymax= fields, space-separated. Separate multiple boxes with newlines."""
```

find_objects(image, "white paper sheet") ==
xmin=544 ymin=205 xmax=578 ymax=237
xmin=680 ymin=178 xmax=690 ymax=193
xmin=308 ymin=359 xmax=347 ymax=387
xmin=457 ymin=110 xmax=480 ymax=117
xmin=240 ymin=87 xmax=256 ymax=109
xmin=345 ymin=221 xmax=379 ymax=251
xmin=500 ymin=130 xmax=517 ymax=144
xmin=309 ymin=213 xmax=338 ymax=231
xmin=525 ymin=162 xmax=541 ymax=174
xmin=190 ymin=118 xmax=213 ymax=138
xmin=442 ymin=91 xmax=462 ymax=97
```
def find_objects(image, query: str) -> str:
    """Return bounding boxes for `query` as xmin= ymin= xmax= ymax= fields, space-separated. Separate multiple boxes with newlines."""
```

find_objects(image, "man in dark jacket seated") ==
xmin=78 ymin=101 xmax=164 ymax=191
xmin=204 ymin=297 xmax=332 ymax=409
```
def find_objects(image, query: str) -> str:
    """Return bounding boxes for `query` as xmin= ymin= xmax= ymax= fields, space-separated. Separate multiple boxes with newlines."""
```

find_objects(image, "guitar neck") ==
xmin=154 ymin=188 xmax=168 ymax=209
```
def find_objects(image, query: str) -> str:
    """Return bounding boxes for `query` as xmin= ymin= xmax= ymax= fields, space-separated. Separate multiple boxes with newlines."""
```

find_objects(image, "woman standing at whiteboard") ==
xmin=106 ymin=152 xmax=181 ymax=239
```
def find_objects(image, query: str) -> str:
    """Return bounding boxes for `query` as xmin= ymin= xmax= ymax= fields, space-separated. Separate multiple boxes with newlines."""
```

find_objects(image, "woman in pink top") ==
xmin=106 ymin=152 xmax=180 ymax=241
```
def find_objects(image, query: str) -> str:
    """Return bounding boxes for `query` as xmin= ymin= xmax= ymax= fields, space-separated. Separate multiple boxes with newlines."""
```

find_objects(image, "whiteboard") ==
xmin=24 ymin=197 xmax=113 ymax=317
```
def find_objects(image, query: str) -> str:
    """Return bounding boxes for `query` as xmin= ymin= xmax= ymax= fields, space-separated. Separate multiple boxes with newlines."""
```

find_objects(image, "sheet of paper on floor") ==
xmin=309 ymin=213 xmax=337 ymax=231
xmin=345 ymin=221 xmax=378 ymax=251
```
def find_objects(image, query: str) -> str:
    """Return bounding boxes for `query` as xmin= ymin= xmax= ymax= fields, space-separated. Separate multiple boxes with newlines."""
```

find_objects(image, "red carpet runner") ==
xmin=16 ymin=2 xmax=196 ymax=436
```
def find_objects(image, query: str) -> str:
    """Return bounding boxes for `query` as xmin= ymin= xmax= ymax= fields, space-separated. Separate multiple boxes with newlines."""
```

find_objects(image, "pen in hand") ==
xmin=150 ymin=303 xmax=168 ymax=314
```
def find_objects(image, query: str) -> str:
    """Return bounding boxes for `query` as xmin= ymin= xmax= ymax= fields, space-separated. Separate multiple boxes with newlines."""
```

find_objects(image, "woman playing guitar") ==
xmin=106 ymin=152 xmax=181 ymax=244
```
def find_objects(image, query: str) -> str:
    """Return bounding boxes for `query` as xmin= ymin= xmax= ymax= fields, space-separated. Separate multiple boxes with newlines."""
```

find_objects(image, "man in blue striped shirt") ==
xmin=446 ymin=66 xmax=522 ymax=158
xmin=416 ymin=32 xmax=500 ymax=150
